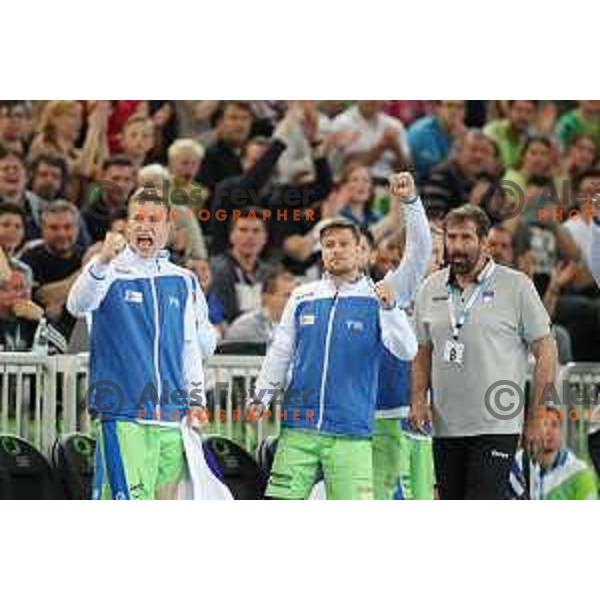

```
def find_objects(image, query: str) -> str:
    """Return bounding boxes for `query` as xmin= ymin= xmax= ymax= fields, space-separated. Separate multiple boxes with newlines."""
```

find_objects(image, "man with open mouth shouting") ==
xmin=67 ymin=188 xmax=217 ymax=499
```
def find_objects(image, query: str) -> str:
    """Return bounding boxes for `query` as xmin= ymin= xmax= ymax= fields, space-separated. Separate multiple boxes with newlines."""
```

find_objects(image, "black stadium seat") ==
xmin=0 ymin=435 xmax=65 ymax=499
xmin=51 ymin=434 xmax=96 ymax=500
xmin=215 ymin=341 xmax=267 ymax=356
xmin=203 ymin=435 xmax=268 ymax=499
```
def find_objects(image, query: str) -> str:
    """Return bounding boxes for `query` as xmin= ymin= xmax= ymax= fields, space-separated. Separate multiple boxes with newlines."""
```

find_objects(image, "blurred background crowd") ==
xmin=1 ymin=99 xmax=599 ymax=361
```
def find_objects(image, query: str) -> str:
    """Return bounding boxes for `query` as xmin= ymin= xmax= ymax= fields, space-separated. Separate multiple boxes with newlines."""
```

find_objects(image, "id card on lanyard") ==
xmin=443 ymin=262 xmax=495 ymax=366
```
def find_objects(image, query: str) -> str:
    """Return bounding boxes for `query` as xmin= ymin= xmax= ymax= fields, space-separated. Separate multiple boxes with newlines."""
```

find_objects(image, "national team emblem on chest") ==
xmin=169 ymin=296 xmax=180 ymax=308
xmin=300 ymin=314 xmax=316 ymax=326
xmin=482 ymin=290 xmax=495 ymax=303
xmin=346 ymin=319 xmax=364 ymax=332
xmin=124 ymin=290 xmax=143 ymax=303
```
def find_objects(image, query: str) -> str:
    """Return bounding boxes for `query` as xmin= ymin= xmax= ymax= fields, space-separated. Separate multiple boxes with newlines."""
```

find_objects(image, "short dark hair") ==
xmin=0 ymin=143 xmax=23 ymax=163
xmin=488 ymin=223 xmax=512 ymax=237
xmin=28 ymin=153 xmax=68 ymax=189
xmin=262 ymin=268 xmax=295 ymax=296
xmin=318 ymin=217 xmax=361 ymax=243
xmin=101 ymin=154 xmax=134 ymax=172
xmin=444 ymin=205 xmax=490 ymax=239
xmin=519 ymin=135 xmax=552 ymax=165
xmin=211 ymin=101 xmax=253 ymax=128
xmin=229 ymin=206 xmax=267 ymax=233
xmin=0 ymin=203 xmax=25 ymax=220
xmin=41 ymin=199 xmax=79 ymax=224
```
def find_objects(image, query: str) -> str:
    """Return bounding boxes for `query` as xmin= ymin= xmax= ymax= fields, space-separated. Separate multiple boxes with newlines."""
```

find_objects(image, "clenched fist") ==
xmin=389 ymin=171 xmax=417 ymax=203
xmin=98 ymin=232 xmax=126 ymax=264
xmin=375 ymin=281 xmax=395 ymax=309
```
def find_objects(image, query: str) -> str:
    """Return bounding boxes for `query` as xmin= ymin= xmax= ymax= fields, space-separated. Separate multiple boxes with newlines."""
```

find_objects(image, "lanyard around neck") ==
xmin=446 ymin=263 xmax=495 ymax=340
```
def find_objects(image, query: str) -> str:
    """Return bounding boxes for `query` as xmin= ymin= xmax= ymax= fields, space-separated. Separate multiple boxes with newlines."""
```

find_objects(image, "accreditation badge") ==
xmin=443 ymin=339 xmax=465 ymax=365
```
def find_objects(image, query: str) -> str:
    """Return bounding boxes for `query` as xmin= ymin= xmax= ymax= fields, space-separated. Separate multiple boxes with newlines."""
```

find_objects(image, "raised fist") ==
xmin=389 ymin=171 xmax=417 ymax=202
xmin=98 ymin=232 xmax=126 ymax=264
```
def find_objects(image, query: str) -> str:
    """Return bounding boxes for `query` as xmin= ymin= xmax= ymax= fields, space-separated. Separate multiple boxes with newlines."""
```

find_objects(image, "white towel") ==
xmin=177 ymin=422 xmax=234 ymax=500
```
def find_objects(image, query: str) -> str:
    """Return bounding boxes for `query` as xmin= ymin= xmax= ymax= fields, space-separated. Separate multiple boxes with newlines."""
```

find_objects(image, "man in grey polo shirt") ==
xmin=410 ymin=205 xmax=557 ymax=499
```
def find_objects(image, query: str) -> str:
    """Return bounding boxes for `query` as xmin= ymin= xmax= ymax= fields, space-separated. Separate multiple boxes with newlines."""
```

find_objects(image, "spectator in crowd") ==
xmin=29 ymin=101 xmax=84 ymax=174
xmin=210 ymin=104 xmax=332 ymax=255
xmin=0 ymin=264 xmax=44 ymax=351
xmin=564 ymin=169 xmax=600 ymax=271
xmin=506 ymin=231 xmax=575 ymax=364
xmin=19 ymin=201 xmax=84 ymax=337
xmin=510 ymin=407 xmax=597 ymax=500
xmin=408 ymin=100 xmax=466 ymax=183
xmin=209 ymin=207 xmax=271 ymax=323
xmin=276 ymin=100 xmax=334 ymax=185
xmin=0 ymin=101 xmax=30 ymax=155
xmin=383 ymin=101 xmax=433 ymax=127
xmin=23 ymin=154 xmax=90 ymax=247
xmin=327 ymin=161 xmax=403 ymax=245
xmin=546 ymin=170 xmax=600 ymax=361
xmin=330 ymin=100 xmax=410 ymax=181
xmin=0 ymin=146 xmax=28 ymax=219
xmin=120 ymin=116 xmax=155 ymax=170
xmin=185 ymin=258 xmax=226 ymax=337
xmin=423 ymin=129 xmax=496 ymax=213
xmin=224 ymin=268 xmax=296 ymax=345
xmin=503 ymin=176 xmax=579 ymax=298
xmin=0 ymin=204 xmax=33 ymax=282
xmin=502 ymin=136 xmax=556 ymax=194
xmin=559 ymin=134 xmax=598 ymax=198
xmin=555 ymin=100 xmax=600 ymax=152
xmin=370 ymin=231 xmax=403 ymax=282
xmin=484 ymin=100 xmax=539 ymax=170
xmin=147 ymin=101 xmax=178 ymax=164
xmin=105 ymin=100 xmax=147 ymax=155
xmin=199 ymin=101 xmax=254 ymax=193
xmin=174 ymin=101 xmax=220 ymax=143
xmin=486 ymin=224 xmax=514 ymax=266
xmin=0 ymin=204 xmax=26 ymax=257
xmin=82 ymin=155 xmax=136 ymax=242
xmin=168 ymin=138 xmax=207 ymax=207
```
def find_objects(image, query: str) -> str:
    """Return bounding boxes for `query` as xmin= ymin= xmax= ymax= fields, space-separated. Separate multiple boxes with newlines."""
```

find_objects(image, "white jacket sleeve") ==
xmin=590 ymin=218 xmax=600 ymax=287
xmin=182 ymin=275 xmax=217 ymax=408
xmin=66 ymin=257 xmax=115 ymax=317
xmin=383 ymin=197 xmax=432 ymax=308
xmin=187 ymin=275 xmax=217 ymax=360
xmin=379 ymin=307 xmax=418 ymax=361
xmin=253 ymin=292 xmax=298 ymax=406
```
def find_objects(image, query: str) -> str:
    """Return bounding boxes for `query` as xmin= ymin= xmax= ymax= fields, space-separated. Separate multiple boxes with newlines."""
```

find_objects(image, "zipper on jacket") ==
xmin=150 ymin=274 xmax=161 ymax=419
xmin=317 ymin=292 xmax=339 ymax=430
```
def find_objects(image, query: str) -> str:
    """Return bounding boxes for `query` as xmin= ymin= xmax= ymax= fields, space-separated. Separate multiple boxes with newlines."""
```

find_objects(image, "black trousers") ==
xmin=433 ymin=434 xmax=519 ymax=500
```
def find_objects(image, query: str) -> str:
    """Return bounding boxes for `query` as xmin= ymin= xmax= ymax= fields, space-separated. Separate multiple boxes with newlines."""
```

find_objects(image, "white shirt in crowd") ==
xmin=331 ymin=105 xmax=411 ymax=180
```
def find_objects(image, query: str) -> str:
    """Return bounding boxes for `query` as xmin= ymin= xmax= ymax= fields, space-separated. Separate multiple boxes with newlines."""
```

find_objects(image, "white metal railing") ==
xmin=2 ymin=353 xmax=597 ymax=458
xmin=0 ymin=352 xmax=267 ymax=456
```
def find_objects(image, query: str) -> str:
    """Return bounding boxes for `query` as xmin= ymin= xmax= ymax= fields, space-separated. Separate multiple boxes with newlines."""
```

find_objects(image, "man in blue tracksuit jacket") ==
xmin=67 ymin=189 xmax=216 ymax=499
xmin=250 ymin=172 xmax=421 ymax=500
